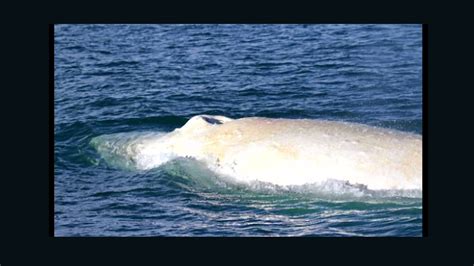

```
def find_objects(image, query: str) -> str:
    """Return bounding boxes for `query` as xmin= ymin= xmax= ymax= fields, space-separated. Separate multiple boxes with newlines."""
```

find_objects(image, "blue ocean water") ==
xmin=54 ymin=24 xmax=422 ymax=237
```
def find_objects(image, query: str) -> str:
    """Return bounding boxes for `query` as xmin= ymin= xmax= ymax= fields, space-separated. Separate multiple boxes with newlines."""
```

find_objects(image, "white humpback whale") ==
xmin=92 ymin=115 xmax=422 ymax=190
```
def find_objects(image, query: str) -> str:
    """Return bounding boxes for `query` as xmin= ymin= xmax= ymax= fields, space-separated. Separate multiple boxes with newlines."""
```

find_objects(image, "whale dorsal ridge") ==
xmin=180 ymin=115 xmax=233 ymax=133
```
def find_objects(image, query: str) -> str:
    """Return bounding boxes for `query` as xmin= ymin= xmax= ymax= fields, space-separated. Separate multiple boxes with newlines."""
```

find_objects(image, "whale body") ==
xmin=92 ymin=115 xmax=422 ymax=190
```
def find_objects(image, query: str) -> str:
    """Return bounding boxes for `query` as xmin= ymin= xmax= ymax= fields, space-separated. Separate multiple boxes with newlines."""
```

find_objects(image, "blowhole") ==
xmin=201 ymin=116 xmax=223 ymax=125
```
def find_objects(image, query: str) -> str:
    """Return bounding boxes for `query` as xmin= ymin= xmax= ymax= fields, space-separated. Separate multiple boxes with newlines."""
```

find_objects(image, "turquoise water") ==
xmin=54 ymin=24 xmax=422 ymax=236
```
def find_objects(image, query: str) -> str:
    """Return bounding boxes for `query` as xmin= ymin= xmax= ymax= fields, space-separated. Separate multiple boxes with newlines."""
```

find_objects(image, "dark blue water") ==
xmin=54 ymin=24 xmax=422 ymax=236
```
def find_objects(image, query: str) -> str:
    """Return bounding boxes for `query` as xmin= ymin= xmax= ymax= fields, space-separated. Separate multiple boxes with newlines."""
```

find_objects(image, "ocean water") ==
xmin=54 ymin=24 xmax=422 ymax=237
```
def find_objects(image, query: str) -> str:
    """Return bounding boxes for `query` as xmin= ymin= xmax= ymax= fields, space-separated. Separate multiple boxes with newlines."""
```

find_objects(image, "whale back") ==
xmin=91 ymin=115 xmax=422 ymax=190
xmin=185 ymin=116 xmax=422 ymax=190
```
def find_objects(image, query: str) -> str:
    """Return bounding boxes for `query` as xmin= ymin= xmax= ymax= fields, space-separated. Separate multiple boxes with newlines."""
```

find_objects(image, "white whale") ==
xmin=92 ymin=115 xmax=422 ymax=190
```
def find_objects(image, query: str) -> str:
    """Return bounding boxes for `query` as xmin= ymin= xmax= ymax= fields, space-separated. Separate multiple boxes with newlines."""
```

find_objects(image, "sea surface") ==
xmin=54 ymin=24 xmax=422 ymax=237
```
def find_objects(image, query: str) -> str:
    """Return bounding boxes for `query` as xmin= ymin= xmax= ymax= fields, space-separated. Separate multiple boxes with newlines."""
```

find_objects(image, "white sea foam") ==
xmin=90 ymin=131 xmax=174 ymax=170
